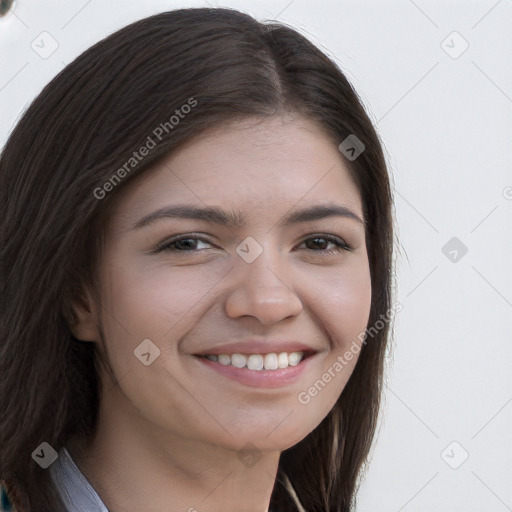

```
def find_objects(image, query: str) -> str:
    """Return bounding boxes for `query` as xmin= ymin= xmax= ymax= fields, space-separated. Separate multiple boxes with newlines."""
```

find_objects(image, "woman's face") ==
xmin=88 ymin=114 xmax=372 ymax=452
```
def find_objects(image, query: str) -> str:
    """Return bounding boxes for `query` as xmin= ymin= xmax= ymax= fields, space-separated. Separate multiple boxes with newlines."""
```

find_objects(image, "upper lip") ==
xmin=194 ymin=339 xmax=320 ymax=356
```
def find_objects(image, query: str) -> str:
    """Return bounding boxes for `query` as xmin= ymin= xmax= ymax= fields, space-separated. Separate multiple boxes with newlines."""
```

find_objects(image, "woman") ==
xmin=0 ymin=7 xmax=395 ymax=512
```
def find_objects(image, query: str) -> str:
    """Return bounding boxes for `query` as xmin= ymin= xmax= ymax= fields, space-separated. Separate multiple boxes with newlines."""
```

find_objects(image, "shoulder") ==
xmin=1 ymin=478 xmax=20 ymax=512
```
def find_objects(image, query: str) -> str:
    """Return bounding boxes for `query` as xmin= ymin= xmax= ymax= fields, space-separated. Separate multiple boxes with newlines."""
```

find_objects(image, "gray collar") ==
xmin=50 ymin=447 xmax=108 ymax=512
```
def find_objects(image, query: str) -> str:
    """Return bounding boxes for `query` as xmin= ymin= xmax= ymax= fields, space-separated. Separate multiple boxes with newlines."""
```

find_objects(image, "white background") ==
xmin=1 ymin=1 xmax=511 ymax=510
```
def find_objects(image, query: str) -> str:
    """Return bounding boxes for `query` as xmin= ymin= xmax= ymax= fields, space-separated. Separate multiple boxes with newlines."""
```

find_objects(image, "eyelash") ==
xmin=153 ymin=233 xmax=353 ymax=255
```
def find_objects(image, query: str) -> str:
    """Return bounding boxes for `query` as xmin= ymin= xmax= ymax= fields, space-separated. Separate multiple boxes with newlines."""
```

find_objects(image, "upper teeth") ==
xmin=203 ymin=352 xmax=305 ymax=370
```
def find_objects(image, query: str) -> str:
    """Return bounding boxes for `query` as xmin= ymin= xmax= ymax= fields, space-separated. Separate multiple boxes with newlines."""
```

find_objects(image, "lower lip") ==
xmin=194 ymin=354 xmax=316 ymax=389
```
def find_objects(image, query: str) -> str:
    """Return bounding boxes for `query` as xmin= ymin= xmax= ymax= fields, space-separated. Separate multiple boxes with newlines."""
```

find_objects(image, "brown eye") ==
xmin=299 ymin=235 xmax=352 ymax=254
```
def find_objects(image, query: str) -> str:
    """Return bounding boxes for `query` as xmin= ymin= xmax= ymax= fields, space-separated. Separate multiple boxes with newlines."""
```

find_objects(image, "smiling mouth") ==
xmin=196 ymin=351 xmax=316 ymax=371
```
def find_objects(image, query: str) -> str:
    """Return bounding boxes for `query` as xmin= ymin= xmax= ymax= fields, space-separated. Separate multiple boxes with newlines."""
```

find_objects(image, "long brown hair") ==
xmin=0 ymin=8 xmax=394 ymax=511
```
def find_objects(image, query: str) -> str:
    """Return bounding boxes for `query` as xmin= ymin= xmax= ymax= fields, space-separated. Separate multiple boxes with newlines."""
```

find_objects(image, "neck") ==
xmin=67 ymin=388 xmax=279 ymax=512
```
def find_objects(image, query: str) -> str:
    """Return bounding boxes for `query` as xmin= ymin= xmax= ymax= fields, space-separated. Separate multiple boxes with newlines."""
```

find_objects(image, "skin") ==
xmin=68 ymin=113 xmax=372 ymax=512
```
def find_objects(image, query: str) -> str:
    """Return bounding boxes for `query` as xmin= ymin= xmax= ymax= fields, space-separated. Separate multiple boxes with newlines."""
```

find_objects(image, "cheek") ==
xmin=302 ymin=259 xmax=372 ymax=402
xmin=96 ymin=257 xmax=230 ymax=404
xmin=315 ymin=258 xmax=372 ymax=348
xmin=94 ymin=260 xmax=204 ymax=397
xmin=100 ymin=258 xmax=223 ymax=341
xmin=95 ymin=259 xmax=224 ymax=427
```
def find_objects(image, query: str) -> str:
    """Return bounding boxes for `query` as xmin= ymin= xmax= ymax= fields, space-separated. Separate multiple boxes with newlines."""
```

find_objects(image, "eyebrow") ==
xmin=132 ymin=202 xmax=364 ymax=230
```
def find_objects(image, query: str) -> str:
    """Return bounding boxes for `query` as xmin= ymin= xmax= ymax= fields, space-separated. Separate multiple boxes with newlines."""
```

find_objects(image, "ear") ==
xmin=67 ymin=287 xmax=101 ymax=343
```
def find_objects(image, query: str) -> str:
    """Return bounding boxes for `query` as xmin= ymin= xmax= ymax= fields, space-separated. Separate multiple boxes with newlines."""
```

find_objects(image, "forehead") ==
xmin=108 ymin=114 xmax=363 ymax=230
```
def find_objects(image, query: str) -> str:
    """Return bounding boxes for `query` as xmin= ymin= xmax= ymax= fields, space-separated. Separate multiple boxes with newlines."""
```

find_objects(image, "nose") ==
xmin=224 ymin=248 xmax=304 ymax=325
